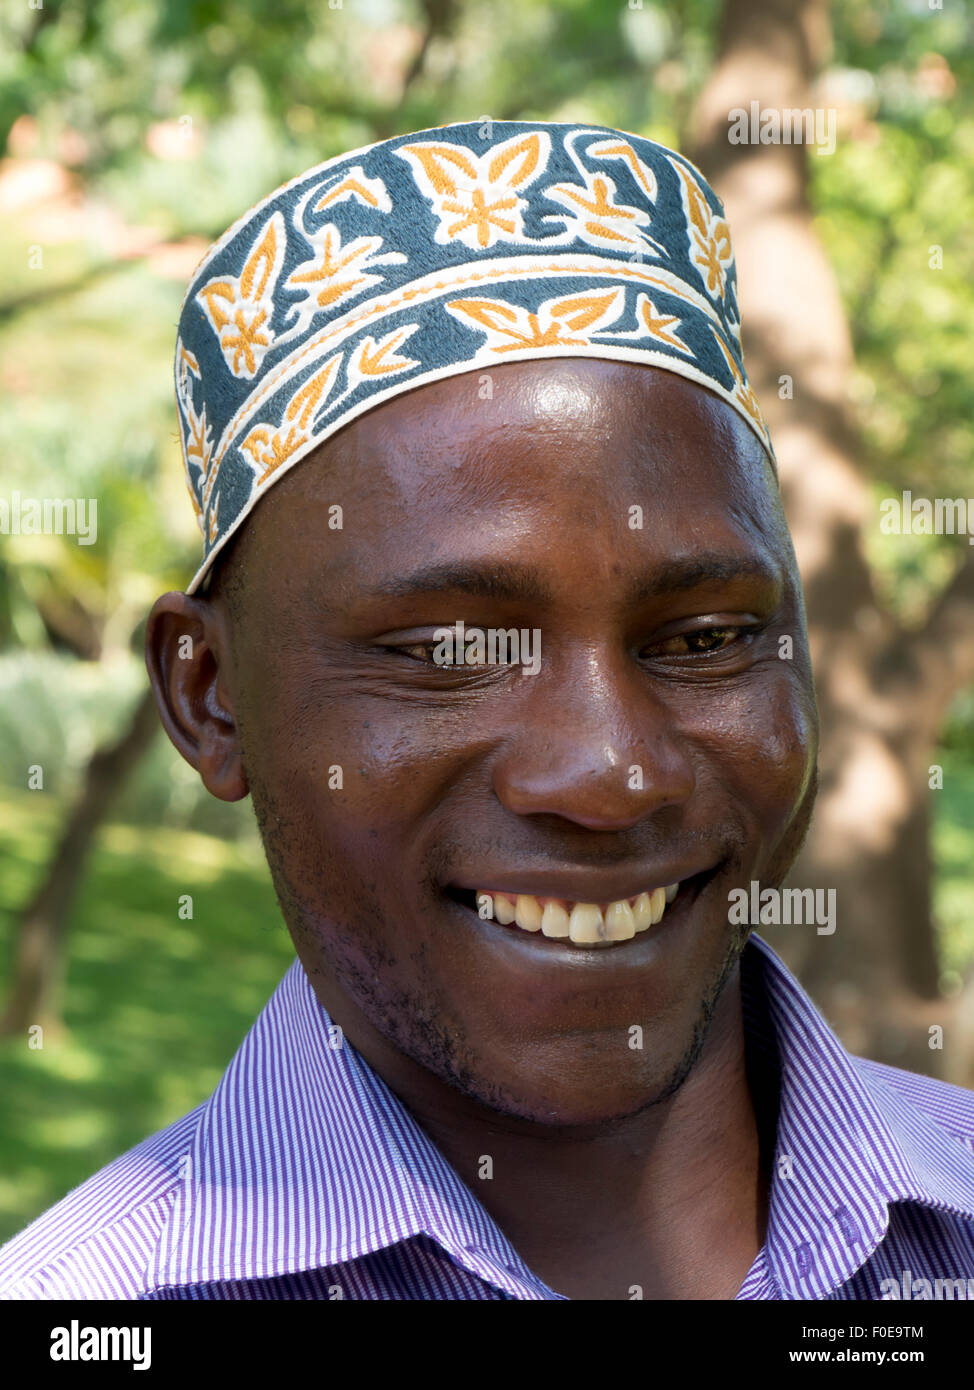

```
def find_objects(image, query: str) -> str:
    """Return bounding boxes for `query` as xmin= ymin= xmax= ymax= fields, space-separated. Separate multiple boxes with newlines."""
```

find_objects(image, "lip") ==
xmin=448 ymin=860 xmax=718 ymax=907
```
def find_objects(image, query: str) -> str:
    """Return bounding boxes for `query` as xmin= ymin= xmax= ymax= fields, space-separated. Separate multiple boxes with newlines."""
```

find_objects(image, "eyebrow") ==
xmin=628 ymin=553 xmax=780 ymax=603
xmin=359 ymin=553 xmax=779 ymax=607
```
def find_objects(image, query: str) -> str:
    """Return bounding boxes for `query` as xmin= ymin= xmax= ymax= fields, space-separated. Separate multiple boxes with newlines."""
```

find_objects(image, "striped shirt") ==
xmin=2 ymin=933 xmax=973 ymax=1300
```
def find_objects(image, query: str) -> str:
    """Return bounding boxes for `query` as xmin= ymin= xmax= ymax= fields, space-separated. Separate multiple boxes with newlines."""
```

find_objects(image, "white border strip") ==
xmin=204 ymin=253 xmax=732 ymax=468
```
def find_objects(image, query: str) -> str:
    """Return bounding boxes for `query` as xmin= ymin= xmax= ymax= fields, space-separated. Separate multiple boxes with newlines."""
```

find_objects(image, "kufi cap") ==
xmin=174 ymin=119 xmax=772 ymax=592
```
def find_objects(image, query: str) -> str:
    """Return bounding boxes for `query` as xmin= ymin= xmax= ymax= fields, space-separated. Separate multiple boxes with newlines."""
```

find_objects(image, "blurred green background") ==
xmin=2 ymin=0 xmax=974 ymax=1244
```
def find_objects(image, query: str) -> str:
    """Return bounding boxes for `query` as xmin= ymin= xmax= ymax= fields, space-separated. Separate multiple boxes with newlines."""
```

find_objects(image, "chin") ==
xmin=452 ymin=1042 xmax=707 ymax=1131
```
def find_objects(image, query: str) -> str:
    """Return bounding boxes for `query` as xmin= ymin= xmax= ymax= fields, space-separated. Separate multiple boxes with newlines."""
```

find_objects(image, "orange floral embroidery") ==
xmin=713 ymin=333 xmax=766 ymax=432
xmin=396 ymin=132 xmax=550 ymax=250
xmin=285 ymin=228 xmax=405 ymax=327
xmin=207 ymin=491 xmax=220 ymax=545
xmin=547 ymin=175 xmax=642 ymax=247
xmin=197 ymin=214 xmax=285 ymax=379
xmin=673 ymin=163 xmax=733 ymax=299
xmin=176 ymin=341 xmax=215 ymax=530
xmin=213 ymin=258 xmax=717 ymax=468
xmin=547 ymin=136 xmax=665 ymax=253
xmin=445 ymin=289 xmax=626 ymax=351
xmin=312 ymin=167 xmax=392 ymax=214
xmin=631 ymin=294 xmax=688 ymax=352
xmin=239 ymin=354 xmax=343 ymax=483
xmin=348 ymin=324 xmax=421 ymax=384
xmin=586 ymin=138 xmax=658 ymax=203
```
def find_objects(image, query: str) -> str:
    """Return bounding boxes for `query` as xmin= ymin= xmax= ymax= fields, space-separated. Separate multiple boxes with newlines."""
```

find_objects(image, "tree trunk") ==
xmin=0 ymin=686 xmax=160 ymax=1039
xmin=688 ymin=0 xmax=974 ymax=1082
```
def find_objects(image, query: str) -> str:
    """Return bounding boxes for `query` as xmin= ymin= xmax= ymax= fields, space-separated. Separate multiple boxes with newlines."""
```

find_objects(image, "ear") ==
xmin=144 ymin=591 xmax=248 ymax=802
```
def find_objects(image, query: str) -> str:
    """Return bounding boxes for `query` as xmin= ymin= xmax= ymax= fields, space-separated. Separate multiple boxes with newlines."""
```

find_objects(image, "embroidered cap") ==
xmin=175 ymin=119 xmax=773 ymax=593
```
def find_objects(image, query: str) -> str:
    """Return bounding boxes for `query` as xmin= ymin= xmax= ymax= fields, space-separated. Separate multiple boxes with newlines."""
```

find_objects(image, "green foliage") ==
xmin=0 ymin=794 xmax=288 ymax=1244
xmin=1 ymin=0 xmax=973 ymax=1241
xmin=816 ymin=1 xmax=974 ymax=511
xmin=2 ymin=0 xmax=971 ymax=633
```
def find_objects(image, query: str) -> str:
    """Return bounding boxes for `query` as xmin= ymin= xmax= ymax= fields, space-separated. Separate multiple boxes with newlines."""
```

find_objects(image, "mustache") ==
xmin=426 ymin=819 xmax=749 ymax=886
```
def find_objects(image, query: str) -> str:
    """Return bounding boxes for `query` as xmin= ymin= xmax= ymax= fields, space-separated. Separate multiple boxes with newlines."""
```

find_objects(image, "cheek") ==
xmin=690 ymin=667 xmax=818 ymax=830
xmin=240 ymin=658 xmax=462 ymax=869
xmin=742 ymin=677 xmax=818 ymax=834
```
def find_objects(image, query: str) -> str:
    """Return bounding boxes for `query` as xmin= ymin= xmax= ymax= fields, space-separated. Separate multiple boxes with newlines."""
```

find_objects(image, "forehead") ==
xmin=235 ymin=359 xmax=785 ymax=599
xmin=284 ymin=359 xmax=770 ymax=498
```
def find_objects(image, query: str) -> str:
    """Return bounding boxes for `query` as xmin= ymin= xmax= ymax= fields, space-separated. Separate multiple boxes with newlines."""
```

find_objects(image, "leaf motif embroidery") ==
xmin=197 ymin=211 xmax=284 ymax=378
xmin=312 ymin=167 xmax=392 ymax=214
xmin=396 ymin=132 xmax=551 ymax=250
xmin=207 ymin=491 xmax=220 ymax=545
xmin=546 ymin=172 xmax=664 ymax=254
xmin=486 ymin=135 xmax=545 ymax=189
xmin=446 ymin=289 xmax=626 ymax=351
xmin=196 ymin=213 xmax=286 ymax=379
xmin=239 ymin=354 xmax=344 ymax=484
xmin=400 ymin=143 xmax=480 ymax=197
xmin=347 ymin=323 xmax=421 ymax=387
xmin=543 ymin=132 xmax=666 ymax=256
xmin=175 ymin=341 xmax=215 ymax=530
xmin=634 ymin=294 xmax=688 ymax=352
xmin=713 ymin=333 xmax=767 ymax=432
xmin=586 ymin=138 xmax=658 ymax=203
xmin=283 ymin=227 xmax=406 ymax=336
xmin=672 ymin=162 xmax=733 ymax=299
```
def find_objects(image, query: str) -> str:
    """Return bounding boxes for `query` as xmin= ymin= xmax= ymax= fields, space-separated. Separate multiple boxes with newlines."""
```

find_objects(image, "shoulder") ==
xmin=0 ymin=1103 xmax=205 ymax=1300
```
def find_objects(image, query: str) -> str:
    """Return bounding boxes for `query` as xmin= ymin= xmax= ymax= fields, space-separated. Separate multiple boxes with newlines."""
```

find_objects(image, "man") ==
xmin=2 ymin=120 xmax=973 ymax=1301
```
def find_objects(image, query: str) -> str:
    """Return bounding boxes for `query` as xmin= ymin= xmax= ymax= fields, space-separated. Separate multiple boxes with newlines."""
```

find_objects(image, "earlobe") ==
xmin=144 ymin=591 xmax=249 ymax=802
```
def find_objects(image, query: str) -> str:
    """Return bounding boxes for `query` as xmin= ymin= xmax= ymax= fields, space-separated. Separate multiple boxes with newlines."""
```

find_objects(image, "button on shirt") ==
xmin=2 ymin=934 xmax=973 ymax=1300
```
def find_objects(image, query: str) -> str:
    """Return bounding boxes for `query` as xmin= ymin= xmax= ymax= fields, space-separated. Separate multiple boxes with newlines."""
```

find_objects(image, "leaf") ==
xmin=398 ymin=143 xmax=479 ymax=196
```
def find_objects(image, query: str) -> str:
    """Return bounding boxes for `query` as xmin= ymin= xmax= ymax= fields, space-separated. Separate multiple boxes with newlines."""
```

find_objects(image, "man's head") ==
xmin=147 ymin=355 xmax=818 ymax=1128
xmin=146 ymin=120 xmax=818 ymax=1131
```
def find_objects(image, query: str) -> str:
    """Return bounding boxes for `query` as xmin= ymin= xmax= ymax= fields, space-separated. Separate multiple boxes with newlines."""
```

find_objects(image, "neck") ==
xmin=307 ymin=955 xmax=769 ymax=1300
xmin=419 ymin=965 xmax=765 ymax=1298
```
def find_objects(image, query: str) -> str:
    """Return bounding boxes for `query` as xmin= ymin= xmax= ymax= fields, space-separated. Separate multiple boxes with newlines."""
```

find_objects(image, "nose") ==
xmin=491 ymin=645 xmax=696 ymax=830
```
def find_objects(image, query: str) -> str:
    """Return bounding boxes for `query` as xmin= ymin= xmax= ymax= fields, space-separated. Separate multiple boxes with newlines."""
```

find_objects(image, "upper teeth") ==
xmin=475 ymin=884 xmax=679 ymax=945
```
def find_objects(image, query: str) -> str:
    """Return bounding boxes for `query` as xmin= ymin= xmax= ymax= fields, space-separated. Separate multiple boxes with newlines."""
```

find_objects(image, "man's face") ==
xmin=204 ymin=359 xmax=818 ymax=1126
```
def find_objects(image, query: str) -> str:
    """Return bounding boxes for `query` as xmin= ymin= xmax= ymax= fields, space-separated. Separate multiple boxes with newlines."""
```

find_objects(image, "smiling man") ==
xmin=2 ymin=120 xmax=973 ymax=1302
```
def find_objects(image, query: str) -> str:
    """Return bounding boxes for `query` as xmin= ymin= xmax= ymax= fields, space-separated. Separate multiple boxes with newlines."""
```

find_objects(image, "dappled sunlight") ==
xmin=33 ymin=1111 xmax=112 ymax=1151
xmin=17 ymin=1040 xmax=104 ymax=1084
xmin=101 ymin=822 xmax=250 ymax=880
xmin=821 ymin=733 xmax=913 ymax=858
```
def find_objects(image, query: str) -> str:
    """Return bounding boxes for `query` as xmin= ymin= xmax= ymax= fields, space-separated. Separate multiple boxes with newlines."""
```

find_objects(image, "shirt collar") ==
xmin=148 ymin=959 xmax=548 ymax=1296
xmin=745 ymin=933 xmax=974 ymax=1297
xmin=149 ymin=935 xmax=974 ymax=1297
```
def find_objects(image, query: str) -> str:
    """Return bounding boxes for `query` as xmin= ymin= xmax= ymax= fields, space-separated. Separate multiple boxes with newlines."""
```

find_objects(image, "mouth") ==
xmin=446 ymin=871 xmax=714 ymax=950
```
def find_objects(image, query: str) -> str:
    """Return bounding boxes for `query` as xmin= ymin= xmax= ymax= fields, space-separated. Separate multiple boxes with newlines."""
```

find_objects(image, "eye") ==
xmin=642 ymin=625 xmax=749 ymax=658
xmin=392 ymin=639 xmax=476 ymax=666
xmin=397 ymin=642 xmax=445 ymax=664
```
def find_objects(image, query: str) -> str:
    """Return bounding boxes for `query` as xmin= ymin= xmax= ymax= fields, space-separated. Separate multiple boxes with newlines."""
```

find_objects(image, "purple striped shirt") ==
xmin=2 ymin=934 xmax=973 ymax=1300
